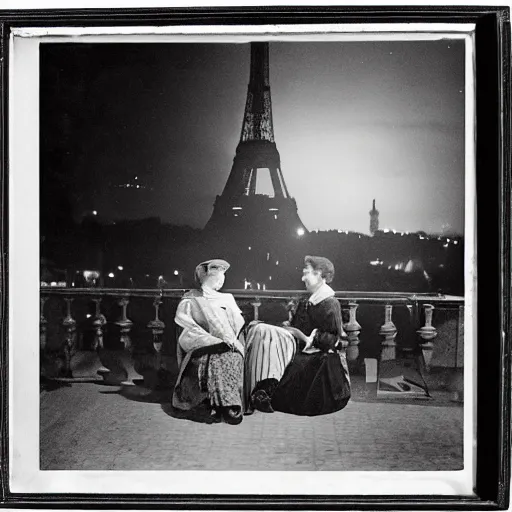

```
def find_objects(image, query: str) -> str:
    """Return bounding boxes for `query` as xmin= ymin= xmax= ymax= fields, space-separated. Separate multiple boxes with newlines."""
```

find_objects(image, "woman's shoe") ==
xmin=222 ymin=406 xmax=243 ymax=425
xmin=251 ymin=389 xmax=274 ymax=413
xmin=210 ymin=408 xmax=222 ymax=423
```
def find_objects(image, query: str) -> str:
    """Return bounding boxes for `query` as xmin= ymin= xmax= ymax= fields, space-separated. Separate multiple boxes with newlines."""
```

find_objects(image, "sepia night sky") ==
xmin=41 ymin=40 xmax=465 ymax=235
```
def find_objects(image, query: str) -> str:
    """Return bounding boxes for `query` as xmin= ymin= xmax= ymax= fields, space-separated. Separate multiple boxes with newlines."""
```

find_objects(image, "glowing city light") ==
xmin=83 ymin=270 xmax=100 ymax=281
xmin=248 ymin=246 xmax=252 ymax=250
xmin=454 ymin=240 xmax=459 ymax=245
xmin=297 ymin=228 xmax=305 ymax=236
xmin=117 ymin=266 xmax=123 ymax=271
xmin=174 ymin=270 xmax=179 ymax=276
xmin=108 ymin=272 xmax=114 ymax=278
xmin=232 ymin=206 xmax=242 ymax=210
xmin=92 ymin=210 xmax=97 ymax=216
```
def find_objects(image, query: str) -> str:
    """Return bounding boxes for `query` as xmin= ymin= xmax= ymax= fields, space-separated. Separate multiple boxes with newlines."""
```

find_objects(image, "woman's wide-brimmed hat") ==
xmin=194 ymin=259 xmax=230 ymax=284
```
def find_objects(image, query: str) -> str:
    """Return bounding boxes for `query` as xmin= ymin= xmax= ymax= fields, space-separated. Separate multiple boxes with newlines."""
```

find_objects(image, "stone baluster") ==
xmin=344 ymin=302 xmax=361 ymax=361
xmin=147 ymin=297 xmax=165 ymax=371
xmin=379 ymin=303 xmax=397 ymax=361
xmin=417 ymin=304 xmax=437 ymax=371
xmin=62 ymin=298 xmax=77 ymax=378
xmin=116 ymin=297 xmax=140 ymax=386
xmin=92 ymin=298 xmax=110 ymax=377
xmin=40 ymin=296 xmax=48 ymax=352
xmin=251 ymin=298 xmax=261 ymax=322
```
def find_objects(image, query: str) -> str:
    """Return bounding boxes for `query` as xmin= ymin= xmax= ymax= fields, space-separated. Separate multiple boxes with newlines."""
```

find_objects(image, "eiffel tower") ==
xmin=204 ymin=42 xmax=307 ymax=240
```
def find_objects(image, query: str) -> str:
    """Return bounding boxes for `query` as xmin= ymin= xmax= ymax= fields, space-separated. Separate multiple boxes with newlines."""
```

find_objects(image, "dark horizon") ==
xmin=41 ymin=39 xmax=465 ymax=237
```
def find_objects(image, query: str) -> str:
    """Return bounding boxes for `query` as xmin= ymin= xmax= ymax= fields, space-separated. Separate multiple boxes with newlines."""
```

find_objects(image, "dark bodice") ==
xmin=291 ymin=297 xmax=345 ymax=352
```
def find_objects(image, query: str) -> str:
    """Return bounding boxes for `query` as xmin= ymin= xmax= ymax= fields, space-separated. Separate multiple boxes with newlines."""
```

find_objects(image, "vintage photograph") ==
xmin=37 ymin=34 xmax=467 ymax=475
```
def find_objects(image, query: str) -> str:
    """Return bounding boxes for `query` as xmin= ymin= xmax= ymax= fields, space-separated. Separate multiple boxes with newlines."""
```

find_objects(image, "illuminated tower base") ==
xmin=204 ymin=42 xmax=307 ymax=241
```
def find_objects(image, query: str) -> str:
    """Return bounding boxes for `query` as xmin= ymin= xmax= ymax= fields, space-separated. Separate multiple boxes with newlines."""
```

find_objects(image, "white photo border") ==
xmin=9 ymin=23 xmax=476 ymax=496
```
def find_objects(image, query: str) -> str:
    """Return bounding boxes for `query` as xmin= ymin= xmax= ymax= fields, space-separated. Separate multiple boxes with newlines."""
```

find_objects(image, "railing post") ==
xmin=417 ymin=304 xmax=437 ymax=371
xmin=116 ymin=297 xmax=140 ymax=386
xmin=92 ymin=298 xmax=110 ymax=377
xmin=344 ymin=301 xmax=361 ymax=361
xmin=147 ymin=297 xmax=165 ymax=371
xmin=62 ymin=298 xmax=77 ymax=378
xmin=379 ymin=303 xmax=397 ymax=361
xmin=40 ymin=296 xmax=48 ymax=352
xmin=251 ymin=298 xmax=261 ymax=322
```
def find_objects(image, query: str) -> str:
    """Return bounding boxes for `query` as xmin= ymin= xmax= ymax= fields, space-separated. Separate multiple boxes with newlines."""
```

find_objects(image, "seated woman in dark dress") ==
xmin=245 ymin=256 xmax=351 ymax=416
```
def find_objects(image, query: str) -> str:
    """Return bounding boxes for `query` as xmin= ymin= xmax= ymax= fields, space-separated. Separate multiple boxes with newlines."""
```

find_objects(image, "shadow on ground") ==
xmin=98 ymin=371 xmax=221 ymax=424
xmin=40 ymin=376 xmax=73 ymax=392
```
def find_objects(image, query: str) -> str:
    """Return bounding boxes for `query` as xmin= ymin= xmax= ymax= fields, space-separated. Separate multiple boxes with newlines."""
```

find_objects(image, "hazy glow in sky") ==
xmin=41 ymin=40 xmax=465 ymax=234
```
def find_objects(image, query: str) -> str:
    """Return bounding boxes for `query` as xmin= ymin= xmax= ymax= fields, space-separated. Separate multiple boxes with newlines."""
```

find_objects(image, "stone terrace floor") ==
xmin=41 ymin=377 xmax=463 ymax=471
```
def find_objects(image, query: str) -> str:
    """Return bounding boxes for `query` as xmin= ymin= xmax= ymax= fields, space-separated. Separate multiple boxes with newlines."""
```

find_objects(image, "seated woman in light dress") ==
xmin=172 ymin=259 xmax=246 ymax=425
xmin=245 ymin=255 xmax=351 ymax=416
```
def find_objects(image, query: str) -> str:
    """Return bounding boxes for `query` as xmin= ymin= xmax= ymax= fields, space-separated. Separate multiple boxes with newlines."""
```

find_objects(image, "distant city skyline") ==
xmin=41 ymin=40 xmax=465 ymax=235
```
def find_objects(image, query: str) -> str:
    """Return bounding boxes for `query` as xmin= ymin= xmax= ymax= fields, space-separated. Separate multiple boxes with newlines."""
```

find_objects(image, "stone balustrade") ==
xmin=40 ymin=288 xmax=464 ymax=395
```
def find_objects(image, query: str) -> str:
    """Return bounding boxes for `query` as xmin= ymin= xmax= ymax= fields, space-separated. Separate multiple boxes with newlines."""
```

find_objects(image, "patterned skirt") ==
xmin=244 ymin=323 xmax=297 ymax=409
xmin=177 ymin=344 xmax=243 ymax=409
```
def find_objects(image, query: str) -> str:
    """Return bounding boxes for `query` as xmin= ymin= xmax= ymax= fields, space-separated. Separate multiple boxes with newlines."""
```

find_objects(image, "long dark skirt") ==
xmin=271 ymin=351 xmax=351 ymax=416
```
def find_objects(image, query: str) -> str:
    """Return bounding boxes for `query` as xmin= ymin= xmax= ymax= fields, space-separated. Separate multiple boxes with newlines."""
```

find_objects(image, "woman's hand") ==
xmin=303 ymin=328 xmax=318 ymax=351
xmin=233 ymin=339 xmax=245 ymax=355
xmin=223 ymin=333 xmax=237 ymax=349
xmin=282 ymin=326 xmax=318 ymax=347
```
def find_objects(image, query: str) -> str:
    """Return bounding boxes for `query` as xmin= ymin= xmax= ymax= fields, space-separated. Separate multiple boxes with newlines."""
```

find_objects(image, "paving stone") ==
xmin=40 ymin=383 xmax=463 ymax=471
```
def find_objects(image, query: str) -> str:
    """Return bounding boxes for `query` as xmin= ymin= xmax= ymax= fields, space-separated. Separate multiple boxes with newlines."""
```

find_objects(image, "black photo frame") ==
xmin=0 ymin=6 xmax=510 ymax=510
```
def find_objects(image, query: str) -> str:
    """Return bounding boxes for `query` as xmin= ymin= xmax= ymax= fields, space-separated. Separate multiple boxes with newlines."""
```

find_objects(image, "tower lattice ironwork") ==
xmin=205 ymin=42 xmax=307 ymax=238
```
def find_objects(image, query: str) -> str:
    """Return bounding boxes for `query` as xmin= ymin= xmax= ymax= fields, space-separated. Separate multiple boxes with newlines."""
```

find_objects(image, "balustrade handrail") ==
xmin=40 ymin=287 xmax=464 ymax=305
xmin=40 ymin=287 xmax=465 ymax=382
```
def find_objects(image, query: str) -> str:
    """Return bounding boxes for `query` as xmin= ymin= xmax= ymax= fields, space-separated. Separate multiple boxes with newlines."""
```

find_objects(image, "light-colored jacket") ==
xmin=172 ymin=289 xmax=245 ymax=409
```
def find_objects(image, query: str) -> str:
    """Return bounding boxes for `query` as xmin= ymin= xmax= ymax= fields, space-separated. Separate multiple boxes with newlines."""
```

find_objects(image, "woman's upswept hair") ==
xmin=304 ymin=255 xmax=335 ymax=284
